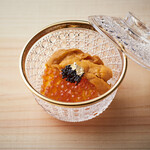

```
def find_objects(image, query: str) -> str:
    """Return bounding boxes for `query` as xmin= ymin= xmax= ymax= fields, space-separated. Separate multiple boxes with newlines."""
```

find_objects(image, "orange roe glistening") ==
xmin=40 ymin=65 xmax=99 ymax=102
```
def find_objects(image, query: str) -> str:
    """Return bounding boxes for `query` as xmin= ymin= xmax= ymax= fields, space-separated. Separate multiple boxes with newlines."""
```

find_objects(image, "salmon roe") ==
xmin=40 ymin=65 xmax=99 ymax=102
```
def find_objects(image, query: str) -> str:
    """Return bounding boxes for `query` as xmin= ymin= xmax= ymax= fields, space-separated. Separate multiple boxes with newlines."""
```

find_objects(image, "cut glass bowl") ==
xmin=20 ymin=21 xmax=127 ymax=122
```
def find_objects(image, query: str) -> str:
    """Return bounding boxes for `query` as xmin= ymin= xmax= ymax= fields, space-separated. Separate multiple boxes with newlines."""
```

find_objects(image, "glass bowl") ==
xmin=20 ymin=21 xmax=127 ymax=122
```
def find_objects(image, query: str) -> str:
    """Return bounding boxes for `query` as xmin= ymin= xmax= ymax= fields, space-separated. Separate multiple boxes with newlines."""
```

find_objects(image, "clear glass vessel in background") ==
xmin=20 ymin=13 xmax=149 ymax=122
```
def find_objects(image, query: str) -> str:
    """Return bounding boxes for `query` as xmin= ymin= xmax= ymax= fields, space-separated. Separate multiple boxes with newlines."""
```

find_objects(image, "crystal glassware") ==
xmin=89 ymin=12 xmax=150 ymax=70
xmin=20 ymin=21 xmax=127 ymax=122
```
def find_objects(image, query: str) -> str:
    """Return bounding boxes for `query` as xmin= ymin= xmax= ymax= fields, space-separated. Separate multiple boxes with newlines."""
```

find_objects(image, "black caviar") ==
xmin=61 ymin=65 xmax=84 ymax=85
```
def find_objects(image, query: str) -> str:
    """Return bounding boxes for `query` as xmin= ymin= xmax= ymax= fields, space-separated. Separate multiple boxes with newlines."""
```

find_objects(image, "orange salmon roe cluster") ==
xmin=40 ymin=66 xmax=99 ymax=102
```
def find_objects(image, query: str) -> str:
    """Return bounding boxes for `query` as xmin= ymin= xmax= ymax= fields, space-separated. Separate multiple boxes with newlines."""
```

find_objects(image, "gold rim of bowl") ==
xmin=19 ymin=20 xmax=128 ymax=107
